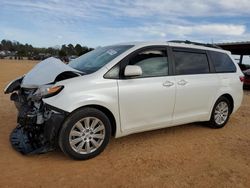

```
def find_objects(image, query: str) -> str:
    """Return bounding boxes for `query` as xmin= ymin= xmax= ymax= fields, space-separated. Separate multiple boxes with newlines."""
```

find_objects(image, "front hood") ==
xmin=21 ymin=57 xmax=82 ymax=88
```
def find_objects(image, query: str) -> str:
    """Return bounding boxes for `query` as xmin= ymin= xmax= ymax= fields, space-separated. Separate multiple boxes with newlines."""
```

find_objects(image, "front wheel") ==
xmin=209 ymin=97 xmax=231 ymax=128
xmin=58 ymin=107 xmax=111 ymax=160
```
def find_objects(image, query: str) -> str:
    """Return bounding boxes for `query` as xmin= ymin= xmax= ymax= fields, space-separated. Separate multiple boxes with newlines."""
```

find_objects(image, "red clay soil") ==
xmin=0 ymin=60 xmax=250 ymax=187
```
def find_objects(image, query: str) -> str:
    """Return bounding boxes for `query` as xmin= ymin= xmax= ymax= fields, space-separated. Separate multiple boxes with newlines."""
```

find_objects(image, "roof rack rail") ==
xmin=168 ymin=40 xmax=222 ymax=49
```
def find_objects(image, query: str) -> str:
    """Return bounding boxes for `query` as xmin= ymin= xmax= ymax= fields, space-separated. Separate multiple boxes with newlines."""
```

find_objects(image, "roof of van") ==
xmin=114 ymin=41 xmax=230 ymax=54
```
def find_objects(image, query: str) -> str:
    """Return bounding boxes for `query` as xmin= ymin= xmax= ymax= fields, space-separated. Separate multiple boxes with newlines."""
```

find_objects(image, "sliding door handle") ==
xmin=177 ymin=79 xmax=188 ymax=86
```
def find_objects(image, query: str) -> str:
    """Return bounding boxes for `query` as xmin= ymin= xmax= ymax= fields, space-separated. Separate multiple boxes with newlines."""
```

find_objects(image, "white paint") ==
xmin=37 ymin=42 xmax=243 ymax=138
xmin=21 ymin=57 xmax=81 ymax=88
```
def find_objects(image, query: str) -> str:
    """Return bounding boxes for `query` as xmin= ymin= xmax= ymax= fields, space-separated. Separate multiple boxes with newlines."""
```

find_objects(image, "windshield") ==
xmin=68 ymin=45 xmax=133 ymax=74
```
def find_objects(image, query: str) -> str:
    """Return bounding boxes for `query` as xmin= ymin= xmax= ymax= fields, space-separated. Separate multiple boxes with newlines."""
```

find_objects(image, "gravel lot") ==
xmin=0 ymin=60 xmax=250 ymax=188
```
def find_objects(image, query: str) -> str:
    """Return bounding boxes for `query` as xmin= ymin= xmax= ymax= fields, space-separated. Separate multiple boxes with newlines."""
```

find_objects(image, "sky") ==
xmin=1 ymin=0 xmax=250 ymax=48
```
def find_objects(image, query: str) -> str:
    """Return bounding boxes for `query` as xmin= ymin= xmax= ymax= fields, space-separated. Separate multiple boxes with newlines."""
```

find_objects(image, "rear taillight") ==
xmin=240 ymin=76 xmax=245 ymax=82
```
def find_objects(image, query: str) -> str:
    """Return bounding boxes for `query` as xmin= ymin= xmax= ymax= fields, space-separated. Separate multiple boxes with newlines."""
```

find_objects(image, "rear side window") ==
xmin=173 ymin=51 xmax=210 ymax=75
xmin=210 ymin=51 xmax=236 ymax=73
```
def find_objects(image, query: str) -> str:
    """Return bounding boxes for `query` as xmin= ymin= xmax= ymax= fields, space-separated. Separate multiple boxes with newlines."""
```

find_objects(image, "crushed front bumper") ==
xmin=10 ymin=101 xmax=67 ymax=154
xmin=5 ymin=76 xmax=69 ymax=155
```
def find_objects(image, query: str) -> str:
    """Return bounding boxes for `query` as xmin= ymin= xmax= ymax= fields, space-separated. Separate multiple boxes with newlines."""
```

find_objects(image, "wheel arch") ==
xmin=219 ymin=93 xmax=234 ymax=113
xmin=214 ymin=93 xmax=234 ymax=114
xmin=70 ymin=104 xmax=117 ymax=137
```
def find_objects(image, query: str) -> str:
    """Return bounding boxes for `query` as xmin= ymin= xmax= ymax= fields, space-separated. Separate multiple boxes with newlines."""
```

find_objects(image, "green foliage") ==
xmin=58 ymin=49 xmax=67 ymax=57
xmin=0 ymin=39 xmax=93 ymax=60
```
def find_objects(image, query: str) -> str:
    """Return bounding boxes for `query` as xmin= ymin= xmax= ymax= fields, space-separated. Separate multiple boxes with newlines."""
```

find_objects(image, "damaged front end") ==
xmin=4 ymin=57 xmax=82 ymax=155
xmin=5 ymin=78 xmax=67 ymax=154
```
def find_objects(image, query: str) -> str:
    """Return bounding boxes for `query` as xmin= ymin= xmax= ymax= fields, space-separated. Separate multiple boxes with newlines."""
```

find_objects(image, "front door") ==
xmin=118 ymin=47 xmax=176 ymax=133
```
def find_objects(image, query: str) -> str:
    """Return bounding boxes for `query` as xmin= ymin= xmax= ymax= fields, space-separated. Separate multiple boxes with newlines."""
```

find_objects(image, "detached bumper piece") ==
xmin=10 ymin=125 xmax=51 ymax=154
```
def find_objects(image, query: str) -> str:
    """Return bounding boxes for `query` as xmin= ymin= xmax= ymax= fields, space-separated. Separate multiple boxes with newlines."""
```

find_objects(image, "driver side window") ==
xmin=127 ymin=48 xmax=168 ymax=78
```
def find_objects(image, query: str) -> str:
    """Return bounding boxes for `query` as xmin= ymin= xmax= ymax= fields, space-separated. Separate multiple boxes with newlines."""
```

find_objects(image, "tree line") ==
xmin=0 ymin=39 xmax=94 ymax=60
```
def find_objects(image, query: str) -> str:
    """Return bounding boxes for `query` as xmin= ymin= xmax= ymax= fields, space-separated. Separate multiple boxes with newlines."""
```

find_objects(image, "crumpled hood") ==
xmin=21 ymin=57 xmax=82 ymax=88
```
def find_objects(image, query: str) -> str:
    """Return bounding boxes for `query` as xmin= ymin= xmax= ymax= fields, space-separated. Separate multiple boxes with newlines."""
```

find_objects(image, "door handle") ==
xmin=177 ymin=79 xmax=188 ymax=86
xmin=163 ymin=81 xmax=174 ymax=87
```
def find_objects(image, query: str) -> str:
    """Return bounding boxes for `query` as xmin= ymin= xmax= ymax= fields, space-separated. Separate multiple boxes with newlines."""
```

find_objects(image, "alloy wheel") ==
xmin=214 ymin=101 xmax=229 ymax=125
xmin=69 ymin=117 xmax=105 ymax=154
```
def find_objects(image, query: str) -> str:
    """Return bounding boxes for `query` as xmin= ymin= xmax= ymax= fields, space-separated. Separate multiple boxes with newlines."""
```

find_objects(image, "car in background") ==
xmin=242 ymin=69 xmax=250 ymax=88
xmin=69 ymin=55 xmax=78 ymax=62
xmin=235 ymin=56 xmax=250 ymax=88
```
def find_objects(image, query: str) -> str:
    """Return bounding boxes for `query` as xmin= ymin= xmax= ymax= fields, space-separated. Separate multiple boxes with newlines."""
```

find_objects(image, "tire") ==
xmin=209 ymin=96 xmax=232 ymax=128
xmin=58 ymin=107 xmax=111 ymax=160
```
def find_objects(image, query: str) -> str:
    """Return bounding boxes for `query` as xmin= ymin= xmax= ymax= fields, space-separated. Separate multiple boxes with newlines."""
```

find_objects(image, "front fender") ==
xmin=42 ymin=83 xmax=122 ymax=137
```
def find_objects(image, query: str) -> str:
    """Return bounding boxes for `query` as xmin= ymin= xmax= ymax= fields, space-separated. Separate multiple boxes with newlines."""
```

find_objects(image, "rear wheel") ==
xmin=209 ymin=97 xmax=231 ymax=128
xmin=58 ymin=107 xmax=111 ymax=160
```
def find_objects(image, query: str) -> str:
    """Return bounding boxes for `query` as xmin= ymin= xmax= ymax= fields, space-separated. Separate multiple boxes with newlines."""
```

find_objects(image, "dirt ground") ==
xmin=0 ymin=59 xmax=250 ymax=188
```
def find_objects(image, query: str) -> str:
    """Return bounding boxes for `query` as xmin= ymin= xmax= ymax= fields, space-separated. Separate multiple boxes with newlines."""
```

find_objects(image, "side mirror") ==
xmin=124 ymin=65 xmax=142 ymax=77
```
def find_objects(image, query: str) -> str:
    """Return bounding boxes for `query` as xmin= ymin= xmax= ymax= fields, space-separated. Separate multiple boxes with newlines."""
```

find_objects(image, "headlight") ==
xmin=33 ymin=85 xmax=64 ymax=99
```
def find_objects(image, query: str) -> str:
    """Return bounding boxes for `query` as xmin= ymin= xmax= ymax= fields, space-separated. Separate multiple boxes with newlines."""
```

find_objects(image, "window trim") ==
xmin=170 ymin=47 xmax=212 ymax=76
xmin=104 ymin=46 xmax=236 ymax=79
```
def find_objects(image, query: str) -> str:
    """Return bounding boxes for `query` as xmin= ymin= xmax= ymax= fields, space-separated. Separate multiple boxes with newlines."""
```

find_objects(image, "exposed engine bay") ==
xmin=4 ymin=57 xmax=82 ymax=154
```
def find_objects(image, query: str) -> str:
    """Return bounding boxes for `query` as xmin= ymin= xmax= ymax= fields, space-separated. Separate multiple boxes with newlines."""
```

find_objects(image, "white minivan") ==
xmin=5 ymin=41 xmax=244 ymax=160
